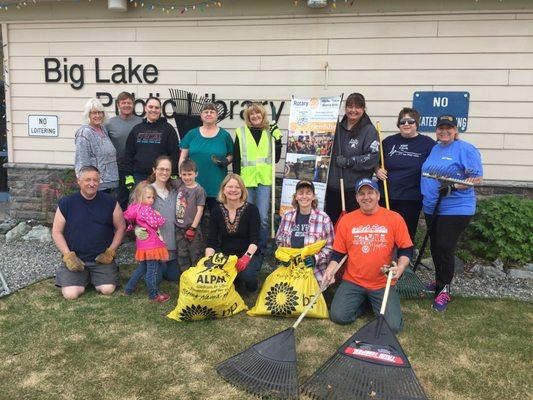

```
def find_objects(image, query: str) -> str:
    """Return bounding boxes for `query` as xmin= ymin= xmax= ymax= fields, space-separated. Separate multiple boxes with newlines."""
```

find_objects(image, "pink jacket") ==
xmin=124 ymin=203 xmax=167 ymax=251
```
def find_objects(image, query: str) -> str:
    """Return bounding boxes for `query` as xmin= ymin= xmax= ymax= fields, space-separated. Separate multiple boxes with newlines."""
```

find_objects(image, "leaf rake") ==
xmin=300 ymin=271 xmax=429 ymax=400
xmin=216 ymin=256 xmax=347 ymax=399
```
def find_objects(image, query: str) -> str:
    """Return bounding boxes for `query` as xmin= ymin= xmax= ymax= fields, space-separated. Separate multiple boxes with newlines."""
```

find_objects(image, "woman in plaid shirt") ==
xmin=275 ymin=181 xmax=335 ymax=282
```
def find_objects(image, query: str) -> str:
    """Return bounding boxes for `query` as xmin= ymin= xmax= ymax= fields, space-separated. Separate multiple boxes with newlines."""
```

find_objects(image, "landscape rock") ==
xmin=470 ymin=264 xmax=506 ymax=279
xmin=5 ymin=222 xmax=31 ymax=242
xmin=454 ymin=256 xmax=465 ymax=274
xmin=0 ymin=219 xmax=18 ymax=234
xmin=419 ymin=257 xmax=434 ymax=270
xmin=22 ymin=225 xmax=52 ymax=242
xmin=507 ymin=269 xmax=533 ymax=281
xmin=492 ymin=258 xmax=504 ymax=271
xmin=524 ymin=263 xmax=533 ymax=272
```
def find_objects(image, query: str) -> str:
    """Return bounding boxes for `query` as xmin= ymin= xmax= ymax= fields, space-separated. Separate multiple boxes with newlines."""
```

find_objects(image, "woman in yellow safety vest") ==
xmin=232 ymin=103 xmax=282 ymax=255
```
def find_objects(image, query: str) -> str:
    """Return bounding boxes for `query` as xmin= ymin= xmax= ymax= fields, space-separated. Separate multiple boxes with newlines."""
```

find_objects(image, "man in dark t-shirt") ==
xmin=52 ymin=166 xmax=125 ymax=299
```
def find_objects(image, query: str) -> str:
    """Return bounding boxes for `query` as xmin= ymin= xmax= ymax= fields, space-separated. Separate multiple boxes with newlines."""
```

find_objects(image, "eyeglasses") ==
xmin=155 ymin=167 xmax=171 ymax=172
xmin=90 ymin=111 xmax=104 ymax=115
xmin=399 ymin=118 xmax=416 ymax=125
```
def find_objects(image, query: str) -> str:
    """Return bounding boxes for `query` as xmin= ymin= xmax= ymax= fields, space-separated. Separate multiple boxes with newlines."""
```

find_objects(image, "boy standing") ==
xmin=174 ymin=160 xmax=206 ymax=271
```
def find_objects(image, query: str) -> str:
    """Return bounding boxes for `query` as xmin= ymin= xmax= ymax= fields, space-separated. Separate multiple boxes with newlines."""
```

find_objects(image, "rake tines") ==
xmin=169 ymin=88 xmax=209 ymax=116
xmin=422 ymin=166 xmax=475 ymax=187
xmin=300 ymin=318 xmax=428 ymax=400
xmin=217 ymin=328 xmax=299 ymax=399
xmin=395 ymin=268 xmax=430 ymax=299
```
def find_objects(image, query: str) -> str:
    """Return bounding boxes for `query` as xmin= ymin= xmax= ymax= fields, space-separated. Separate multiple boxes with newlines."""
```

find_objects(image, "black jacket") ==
xmin=124 ymin=117 xmax=179 ymax=175
xmin=327 ymin=113 xmax=379 ymax=191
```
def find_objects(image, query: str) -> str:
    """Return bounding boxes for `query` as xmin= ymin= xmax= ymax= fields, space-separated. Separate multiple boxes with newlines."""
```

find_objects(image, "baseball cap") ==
xmin=295 ymin=180 xmax=315 ymax=192
xmin=436 ymin=115 xmax=457 ymax=128
xmin=355 ymin=178 xmax=379 ymax=193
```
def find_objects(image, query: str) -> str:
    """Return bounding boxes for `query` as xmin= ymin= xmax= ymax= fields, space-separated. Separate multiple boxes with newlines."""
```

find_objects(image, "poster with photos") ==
xmin=279 ymin=96 xmax=342 ymax=216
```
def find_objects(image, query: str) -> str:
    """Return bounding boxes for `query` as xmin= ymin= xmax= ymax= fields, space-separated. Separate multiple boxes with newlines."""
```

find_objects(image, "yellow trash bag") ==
xmin=247 ymin=240 xmax=328 ymax=319
xmin=167 ymin=253 xmax=248 ymax=322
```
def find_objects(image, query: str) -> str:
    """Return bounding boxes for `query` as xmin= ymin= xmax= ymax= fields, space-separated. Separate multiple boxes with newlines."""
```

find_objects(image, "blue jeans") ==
xmin=236 ymin=253 xmax=263 ymax=292
xmin=247 ymin=184 xmax=271 ymax=252
xmin=330 ymin=280 xmax=404 ymax=333
xmin=124 ymin=260 xmax=162 ymax=299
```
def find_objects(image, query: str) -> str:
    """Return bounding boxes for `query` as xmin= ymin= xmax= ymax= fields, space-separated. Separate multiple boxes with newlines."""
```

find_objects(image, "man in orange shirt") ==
xmin=322 ymin=178 xmax=413 ymax=333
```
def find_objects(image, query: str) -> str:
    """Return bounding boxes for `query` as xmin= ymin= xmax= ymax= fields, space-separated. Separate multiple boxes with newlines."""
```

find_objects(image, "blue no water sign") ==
xmin=413 ymin=91 xmax=470 ymax=133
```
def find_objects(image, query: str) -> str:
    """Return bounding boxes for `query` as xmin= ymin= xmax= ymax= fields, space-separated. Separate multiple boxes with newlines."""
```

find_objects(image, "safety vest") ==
xmin=235 ymin=125 xmax=281 ymax=187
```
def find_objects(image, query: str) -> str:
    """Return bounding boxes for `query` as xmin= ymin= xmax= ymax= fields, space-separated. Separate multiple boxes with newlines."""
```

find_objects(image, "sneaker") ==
xmin=150 ymin=293 xmax=170 ymax=303
xmin=123 ymin=290 xmax=132 ymax=296
xmin=432 ymin=288 xmax=451 ymax=312
xmin=426 ymin=280 xmax=437 ymax=292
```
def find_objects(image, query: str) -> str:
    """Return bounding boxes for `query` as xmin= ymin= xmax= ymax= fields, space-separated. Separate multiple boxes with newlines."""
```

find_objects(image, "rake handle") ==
xmin=293 ymin=255 xmax=348 ymax=330
xmin=379 ymin=270 xmax=394 ymax=316
xmin=376 ymin=121 xmax=390 ymax=210
xmin=413 ymin=190 xmax=445 ymax=272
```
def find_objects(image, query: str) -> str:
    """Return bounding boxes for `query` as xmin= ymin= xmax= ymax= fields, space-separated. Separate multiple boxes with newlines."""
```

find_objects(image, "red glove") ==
xmin=236 ymin=253 xmax=252 ymax=272
xmin=185 ymin=227 xmax=196 ymax=242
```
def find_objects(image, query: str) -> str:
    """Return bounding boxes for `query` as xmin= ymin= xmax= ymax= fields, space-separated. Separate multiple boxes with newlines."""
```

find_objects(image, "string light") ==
xmin=0 ymin=0 xmax=224 ymax=13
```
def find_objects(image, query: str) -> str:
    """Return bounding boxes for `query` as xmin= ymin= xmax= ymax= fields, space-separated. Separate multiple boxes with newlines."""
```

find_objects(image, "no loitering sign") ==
xmin=28 ymin=115 xmax=59 ymax=137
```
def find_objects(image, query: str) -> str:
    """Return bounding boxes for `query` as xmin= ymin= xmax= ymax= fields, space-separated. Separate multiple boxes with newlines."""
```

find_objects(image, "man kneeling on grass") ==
xmin=321 ymin=179 xmax=413 ymax=333
xmin=52 ymin=166 xmax=125 ymax=300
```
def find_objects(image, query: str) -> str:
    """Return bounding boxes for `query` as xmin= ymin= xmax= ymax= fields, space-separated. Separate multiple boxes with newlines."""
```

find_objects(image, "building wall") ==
xmin=2 ymin=0 xmax=533 ymax=183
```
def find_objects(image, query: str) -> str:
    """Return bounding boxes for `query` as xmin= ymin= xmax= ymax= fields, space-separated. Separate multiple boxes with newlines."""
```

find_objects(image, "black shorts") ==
xmin=55 ymin=262 xmax=119 ymax=288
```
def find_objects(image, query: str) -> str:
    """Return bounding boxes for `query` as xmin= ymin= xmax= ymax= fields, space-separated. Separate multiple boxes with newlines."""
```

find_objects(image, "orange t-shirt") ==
xmin=333 ymin=207 xmax=413 ymax=290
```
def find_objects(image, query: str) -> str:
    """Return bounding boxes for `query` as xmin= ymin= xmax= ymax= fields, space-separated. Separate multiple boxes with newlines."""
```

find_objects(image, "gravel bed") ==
xmin=415 ymin=266 xmax=533 ymax=302
xmin=0 ymin=238 xmax=531 ymax=302
xmin=0 ymin=238 xmax=135 ymax=295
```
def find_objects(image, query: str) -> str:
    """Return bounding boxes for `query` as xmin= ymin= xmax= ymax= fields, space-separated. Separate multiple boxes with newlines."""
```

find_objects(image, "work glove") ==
xmin=303 ymin=255 xmax=316 ymax=269
xmin=125 ymin=175 xmax=135 ymax=191
xmin=134 ymin=226 xmax=148 ymax=240
xmin=95 ymin=247 xmax=116 ymax=264
xmin=439 ymin=184 xmax=456 ymax=197
xmin=336 ymin=155 xmax=355 ymax=169
xmin=211 ymin=155 xmax=231 ymax=168
xmin=185 ymin=227 xmax=196 ymax=242
xmin=269 ymin=123 xmax=280 ymax=136
xmin=236 ymin=253 xmax=252 ymax=272
xmin=63 ymin=251 xmax=85 ymax=272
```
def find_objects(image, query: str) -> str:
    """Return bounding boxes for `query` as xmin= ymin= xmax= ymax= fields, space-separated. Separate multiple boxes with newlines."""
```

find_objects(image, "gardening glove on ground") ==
xmin=63 ymin=251 xmax=85 ymax=272
xmin=211 ymin=155 xmax=231 ymax=168
xmin=134 ymin=226 xmax=148 ymax=240
xmin=439 ymin=184 xmax=456 ymax=197
xmin=236 ymin=253 xmax=252 ymax=272
xmin=336 ymin=155 xmax=355 ymax=169
xmin=304 ymin=255 xmax=316 ymax=269
xmin=125 ymin=175 xmax=135 ymax=191
xmin=185 ymin=227 xmax=196 ymax=242
xmin=95 ymin=247 xmax=116 ymax=264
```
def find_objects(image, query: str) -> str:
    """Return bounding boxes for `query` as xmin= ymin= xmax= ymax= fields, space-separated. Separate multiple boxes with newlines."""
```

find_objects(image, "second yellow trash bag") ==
xmin=247 ymin=240 xmax=328 ymax=319
xmin=167 ymin=253 xmax=248 ymax=322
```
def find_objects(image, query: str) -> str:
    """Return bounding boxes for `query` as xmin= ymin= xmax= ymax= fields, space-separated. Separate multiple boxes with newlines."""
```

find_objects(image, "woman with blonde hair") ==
xmin=232 ymin=102 xmax=283 ymax=254
xmin=75 ymin=98 xmax=119 ymax=193
xmin=205 ymin=174 xmax=262 ymax=293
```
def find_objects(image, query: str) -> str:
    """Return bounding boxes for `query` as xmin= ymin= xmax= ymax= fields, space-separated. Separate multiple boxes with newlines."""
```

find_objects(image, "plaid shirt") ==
xmin=275 ymin=208 xmax=335 ymax=281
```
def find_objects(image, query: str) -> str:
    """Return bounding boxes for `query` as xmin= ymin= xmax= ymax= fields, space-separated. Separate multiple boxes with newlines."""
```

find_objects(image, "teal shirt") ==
xmin=180 ymin=127 xmax=234 ymax=197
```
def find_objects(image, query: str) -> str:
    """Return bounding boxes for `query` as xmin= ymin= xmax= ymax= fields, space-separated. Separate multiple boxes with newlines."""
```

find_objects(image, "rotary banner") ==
xmin=279 ymin=95 xmax=342 ymax=215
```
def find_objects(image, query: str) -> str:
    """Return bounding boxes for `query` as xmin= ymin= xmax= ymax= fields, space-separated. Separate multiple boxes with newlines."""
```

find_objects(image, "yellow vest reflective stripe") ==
xmin=236 ymin=125 xmax=277 ymax=187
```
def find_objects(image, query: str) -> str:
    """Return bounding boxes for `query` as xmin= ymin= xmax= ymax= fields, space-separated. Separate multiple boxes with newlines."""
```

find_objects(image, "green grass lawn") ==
xmin=0 ymin=265 xmax=531 ymax=400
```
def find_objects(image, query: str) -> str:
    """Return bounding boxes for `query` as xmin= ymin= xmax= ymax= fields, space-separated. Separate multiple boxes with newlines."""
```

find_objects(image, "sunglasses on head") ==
xmin=399 ymin=118 xmax=416 ymax=125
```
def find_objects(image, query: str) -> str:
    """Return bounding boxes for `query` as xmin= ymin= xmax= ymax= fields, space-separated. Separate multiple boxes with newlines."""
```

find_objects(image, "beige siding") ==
xmin=4 ymin=5 xmax=533 ymax=182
